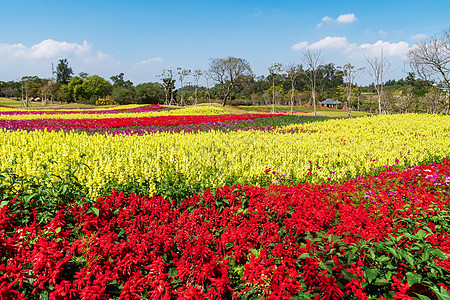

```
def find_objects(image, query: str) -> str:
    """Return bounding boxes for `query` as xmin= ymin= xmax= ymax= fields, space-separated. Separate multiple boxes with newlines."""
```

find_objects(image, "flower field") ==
xmin=1 ymin=105 xmax=450 ymax=299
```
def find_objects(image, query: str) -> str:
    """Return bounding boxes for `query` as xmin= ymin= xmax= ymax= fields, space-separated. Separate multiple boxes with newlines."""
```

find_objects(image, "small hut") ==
xmin=320 ymin=99 xmax=342 ymax=108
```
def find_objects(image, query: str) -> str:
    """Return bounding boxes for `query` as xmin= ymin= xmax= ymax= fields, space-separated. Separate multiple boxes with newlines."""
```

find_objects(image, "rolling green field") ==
xmin=0 ymin=97 xmax=371 ymax=117
xmin=236 ymin=105 xmax=372 ymax=116
xmin=0 ymin=97 xmax=100 ymax=109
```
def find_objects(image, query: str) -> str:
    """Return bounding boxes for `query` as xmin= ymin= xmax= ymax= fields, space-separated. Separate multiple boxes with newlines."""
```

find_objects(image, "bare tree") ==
xmin=268 ymin=63 xmax=282 ymax=113
xmin=284 ymin=63 xmax=302 ymax=115
xmin=177 ymin=68 xmax=191 ymax=106
xmin=158 ymin=69 xmax=176 ymax=105
xmin=338 ymin=63 xmax=364 ymax=116
xmin=209 ymin=57 xmax=253 ymax=106
xmin=302 ymin=50 xmax=322 ymax=116
xmin=204 ymin=71 xmax=212 ymax=106
xmin=408 ymin=29 xmax=450 ymax=85
xmin=192 ymin=69 xmax=202 ymax=105
xmin=408 ymin=29 xmax=450 ymax=113
xmin=366 ymin=49 xmax=390 ymax=114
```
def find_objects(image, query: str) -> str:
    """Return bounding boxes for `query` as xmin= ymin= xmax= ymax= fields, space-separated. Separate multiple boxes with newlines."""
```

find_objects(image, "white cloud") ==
xmin=336 ymin=13 xmax=358 ymax=24
xmin=322 ymin=16 xmax=332 ymax=23
xmin=133 ymin=57 xmax=164 ymax=68
xmin=0 ymin=39 xmax=124 ymax=81
xmin=0 ymin=39 xmax=90 ymax=60
xmin=317 ymin=14 xmax=357 ymax=28
xmin=378 ymin=30 xmax=387 ymax=36
xmin=360 ymin=40 xmax=410 ymax=57
xmin=309 ymin=36 xmax=355 ymax=50
xmin=291 ymin=41 xmax=309 ymax=51
xmin=292 ymin=36 xmax=410 ymax=58
xmin=411 ymin=33 xmax=428 ymax=41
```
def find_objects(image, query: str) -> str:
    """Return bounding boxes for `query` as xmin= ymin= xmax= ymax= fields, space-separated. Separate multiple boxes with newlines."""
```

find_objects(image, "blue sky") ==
xmin=0 ymin=0 xmax=448 ymax=85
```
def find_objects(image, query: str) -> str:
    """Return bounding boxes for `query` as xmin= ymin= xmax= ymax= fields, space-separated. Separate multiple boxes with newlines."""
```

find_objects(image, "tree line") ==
xmin=1 ymin=29 xmax=448 ymax=114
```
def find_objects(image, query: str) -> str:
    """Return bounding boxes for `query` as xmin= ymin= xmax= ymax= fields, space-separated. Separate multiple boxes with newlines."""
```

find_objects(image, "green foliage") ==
xmin=82 ymin=75 xmax=112 ymax=101
xmin=55 ymin=58 xmax=73 ymax=85
xmin=135 ymin=82 xmax=165 ymax=104
xmin=111 ymin=86 xmax=135 ymax=104
xmin=0 ymin=160 xmax=91 ymax=226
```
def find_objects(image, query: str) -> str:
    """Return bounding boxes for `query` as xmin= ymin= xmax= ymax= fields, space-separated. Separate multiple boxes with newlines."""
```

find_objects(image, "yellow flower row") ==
xmin=1 ymin=114 xmax=450 ymax=199
xmin=0 ymin=105 xmax=228 ymax=120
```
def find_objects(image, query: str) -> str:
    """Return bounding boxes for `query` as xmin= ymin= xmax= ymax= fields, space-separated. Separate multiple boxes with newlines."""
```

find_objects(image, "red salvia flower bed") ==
xmin=1 ymin=161 xmax=450 ymax=299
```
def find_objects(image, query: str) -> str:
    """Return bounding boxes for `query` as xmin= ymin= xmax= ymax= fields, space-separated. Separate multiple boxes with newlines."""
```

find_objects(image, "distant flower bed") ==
xmin=0 ymin=113 xmax=279 ymax=131
xmin=0 ymin=105 xmax=232 ymax=120
xmin=0 ymin=104 xmax=164 ymax=115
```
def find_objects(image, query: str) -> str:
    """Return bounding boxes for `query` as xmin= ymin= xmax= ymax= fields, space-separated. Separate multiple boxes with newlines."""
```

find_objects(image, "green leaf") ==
xmin=374 ymin=278 xmax=389 ymax=285
xmin=400 ymin=250 xmax=416 ymax=266
xmin=416 ymin=295 xmax=432 ymax=300
xmin=377 ymin=255 xmax=390 ymax=263
xmin=319 ymin=262 xmax=332 ymax=274
xmin=168 ymin=268 xmax=178 ymax=277
xmin=341 ymin=270 xmax=356 ymax=281
xmin=61 ymin=184 xmax=68 ymax=195
xmin=365 ymin=268 xmax=378 ymax=283
xmin=388 ymin=247 xmax=400 ymax=259
xmin=55 ymin=227 xmax=61 ymax=234
xmin=299 ymin=253 xmax=310 ymax=259
xmin=90 ymin=207 xmax=100 ymax=217
xmin=406 ymin=272 xmax=422 ymax=286
xmin=0 ymin=200 xmax=9 ymax=207
xmin=369 ymin=250 xmax=376 ymax=261
xmin=430 ymin=248 xmax=449 ymax=259
xmin=249 ymin=248 xmax=260 ymax=258
xmin=40 ymin=290 xmax=49 ymax=300
xmin=422 ymin=250 xmax=430 ymax=261
xmin=430 ymin=286 xmax=450 ymax=300
xmin=416 ymin=229 xmax=428 ymax=239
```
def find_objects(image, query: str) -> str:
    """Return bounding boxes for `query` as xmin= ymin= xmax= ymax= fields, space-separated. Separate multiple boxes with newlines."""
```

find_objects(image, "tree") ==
xmin=366 ymin=49 xmax=390 ymax=114
xmin=268 ymin=63 xmax=283 ymax=113
xmin=192 ymin=69 xmax=202 ymax=105
xmin=209 ymin=57 xmax=253 ymax=106
xmin=67 ymin=76 xmax=85 ymax=102
xmin=135 ymin=82 xmax=164 ymax=104
xmin=110 ymin=73 xmax=134 ymax=104
xmin=158 ymin=69 xmax=176 ymax=105
xmin=204 ymin=71 xmax=212 ymax=105
xmin=408 ymin=29 xmax=450 ymax=85
xmin=56 ymin=85 xmax=71 ymax=104
xmin=302 ymin=50 xmax=323 ymax=116
xmin=110 ymin=73 xmax=133 ymax=88
xmin=79 ymin=72 xmax=89 ymax=79
xmin=82 ymin=75 xmax=112 ymax=102
xmin=40 ymin=79 xmax=57 ymax=106
xmin=408 ymin=29 xmax=450 ymax=113
xmin=338 ymin=63 xmax=364 ymax=116
xmin=21 ymin=76 xmax=42 ymax=107
xmin=55 ymin=59 xmax=73 ymax=85
xmin=111 ymin=86 xmax=135 ymax=104
xmin=284 ymin=63 xmax=302 ymax=115
xmin=177 ymin=68 xmax=191 ymax=106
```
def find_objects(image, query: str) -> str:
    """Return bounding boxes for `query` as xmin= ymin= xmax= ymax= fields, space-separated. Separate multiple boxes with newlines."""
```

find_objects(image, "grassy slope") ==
xmin=0 ymin=97 xmax=100 ymax=109
xmin=0 ymin=98 xmax=371 ymax=117
xmin=237 ymin=105 xmax=372 ymax=117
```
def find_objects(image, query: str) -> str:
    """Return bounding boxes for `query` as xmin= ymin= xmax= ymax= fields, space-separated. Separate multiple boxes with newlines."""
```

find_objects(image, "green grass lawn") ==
xmin=0 ymin=98 xmax=372 ymax=117
xmin=236 ymin=105 xmax=372 ymax=117
xmin=0 ymin=97 xmax=102 ymax=109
